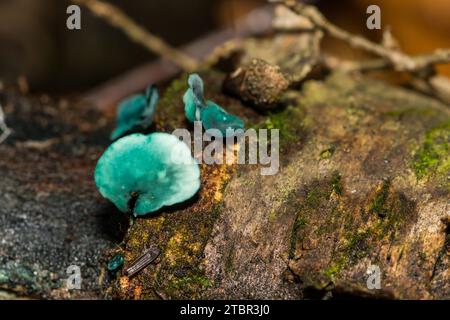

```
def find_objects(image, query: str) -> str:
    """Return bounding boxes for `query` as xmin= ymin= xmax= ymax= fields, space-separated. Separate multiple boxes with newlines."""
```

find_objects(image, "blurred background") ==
xmin=0 ymin=0 xmax=449 ymax=93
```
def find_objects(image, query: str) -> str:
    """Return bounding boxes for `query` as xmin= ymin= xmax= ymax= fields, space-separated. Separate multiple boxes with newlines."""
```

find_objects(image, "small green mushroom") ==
xmin=200 ymin=101 xmax=244 ymax=135
xmin=110 ymin=85 xmax=159 ymax=140
xmin=95 ymin=133 xmax=200 ymax=216
xmin=107 ymin=253 xmax=124 ymax=272
xmin=183 ymin=74 xmax=244 ymax=136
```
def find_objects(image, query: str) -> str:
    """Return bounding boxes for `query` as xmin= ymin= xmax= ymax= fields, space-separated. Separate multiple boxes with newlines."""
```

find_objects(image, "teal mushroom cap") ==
xmin=201 ymin=101 xmax=244 ymax=134
xmin=107 ymin=253 xmax=124 ymax=272
xmin=183 ymin=74 xmax=244 ymax=136
xmin=110 ymin=85 xmax=159 ymax=140
xmin=94 ymin=133 xmax=200 ymax=216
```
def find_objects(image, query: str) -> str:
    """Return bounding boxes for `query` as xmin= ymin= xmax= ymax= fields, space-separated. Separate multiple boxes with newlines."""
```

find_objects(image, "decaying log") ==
xmin=1 ymin=66 xmax=448 ymax=299
xmin=1 ymin=2 xmax=449 ymax=299
xmin=112 ymin=71 xmax=449 ymax=300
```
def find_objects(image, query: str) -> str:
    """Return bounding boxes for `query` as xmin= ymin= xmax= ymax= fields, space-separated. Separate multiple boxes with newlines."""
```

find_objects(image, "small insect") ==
xmin=125 ymin=246 xmax=161 ymax=277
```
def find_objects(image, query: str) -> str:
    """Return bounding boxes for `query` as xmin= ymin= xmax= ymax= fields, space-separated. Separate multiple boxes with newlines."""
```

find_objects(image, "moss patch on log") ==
xmin=412 ymin=121 xmax=450 ymax=188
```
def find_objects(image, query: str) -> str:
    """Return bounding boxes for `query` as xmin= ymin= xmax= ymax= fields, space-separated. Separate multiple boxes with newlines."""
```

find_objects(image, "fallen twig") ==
xmin=323 ymin=52 xmax=450 ymax=73
xmin=271 ymin=0 xmax=450 ymax=104
xmin=272 ymin=0 xmax=450 ymax=73
xmin=81 ymin=5 xmax=274 ymax=110
xmin=72 ymin=0 xmax=199 ymax=71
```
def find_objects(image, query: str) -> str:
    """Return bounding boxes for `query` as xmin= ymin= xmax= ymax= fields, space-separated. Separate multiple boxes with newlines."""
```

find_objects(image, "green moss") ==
xmin=161 ymin=75 xmax=188 ymax=105
xmin=324 ymin=258 xmax=345 ymax=280
xmin=253 ymin=105 xmax=307 ymax=150
xmin=329 ymin=232 xmax=367 ymax=276
xmin=305 ymin=186 xmax=329 ymax=207
xmin=288 ymin=173 xmax=410 ymax=284
xmin=344 ymin=229 xmax=371 ymax=263
xmin=324 ymin=183 xmax=414 ymax=282
xmin=412 ymin=121 xmax=450 ymax=182
xmin=372 ymin=192 xmax=412 ymax=240
xmin=157 ymin=75 xmax=189 ymax=128
xmin=289 ymin=174 xmax=343 ymax=259
xmin=330 ymin=172 xmax=343 ymax=196
xmin=365 ymin=181 xmax=410 ymax=240
xmin=289 ymin=214 xmax=308 ymax=259
xmin=268 ymin=210 xmax=277 ymax=222
xmin=320 ymin=146 xmax=336 ymax=159
xmin=418 ymin=251 xmax=427 ymax=261
xmin=323 ymin=229 xmax=371 ymax=281
xmin=382 ymin=107 xmax=436 ymax=118
xmin=301 ymin=74 xmax=354 ymax=107
xmin=294 ymin=216 xmax=308 ymax=230
xmin=167 ymin=273 xmax=213 ymax=299
xmin=370 ymin=179 xmax=390 ymax=217
xmin=176 ymin=275 xmax=212 ymax=288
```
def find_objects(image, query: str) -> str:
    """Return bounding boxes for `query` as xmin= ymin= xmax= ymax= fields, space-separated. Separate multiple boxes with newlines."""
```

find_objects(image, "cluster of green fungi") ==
xmin=94 ymin=74 xmax=245 ymax=217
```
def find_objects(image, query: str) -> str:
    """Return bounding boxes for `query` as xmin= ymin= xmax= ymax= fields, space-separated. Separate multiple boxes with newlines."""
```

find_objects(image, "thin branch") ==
xmin=271 ymin=0 xmax=450 ymax=104
xmin=413 ymin=50 xmax=450 ymax=71
xmin=322 ymin=54 xmax=450 ymax=103
xmin=81 ymin=5 xmax=274 ymax=110
xmin=271 ymin=0 xmax=450 ymax=73
xmin=72 ymin=0 xmax=199 ymax=71
xmin=410 ymin=75 xmax=450 ymax=104
xmin=324 ymin=52 xmax=450 ymax=73
xmin=381 ymin=26 xmax=400 ymax=51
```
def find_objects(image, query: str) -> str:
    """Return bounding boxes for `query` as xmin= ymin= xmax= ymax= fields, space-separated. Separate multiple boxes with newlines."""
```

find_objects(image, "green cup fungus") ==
xmin=183 ymin=74 xmax=244 ymax=136
xmin=107 ymin=253 xmax=124 ymax=272
xmin=95 ymin=133 xmax=200 ymax=216
xmin=110 ymin=85 xmax=159 ymax=140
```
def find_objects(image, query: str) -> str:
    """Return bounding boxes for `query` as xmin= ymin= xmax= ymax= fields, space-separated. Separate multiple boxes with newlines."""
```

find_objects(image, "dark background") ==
xmin=0 ymin=0 xmax=449 ymax=93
